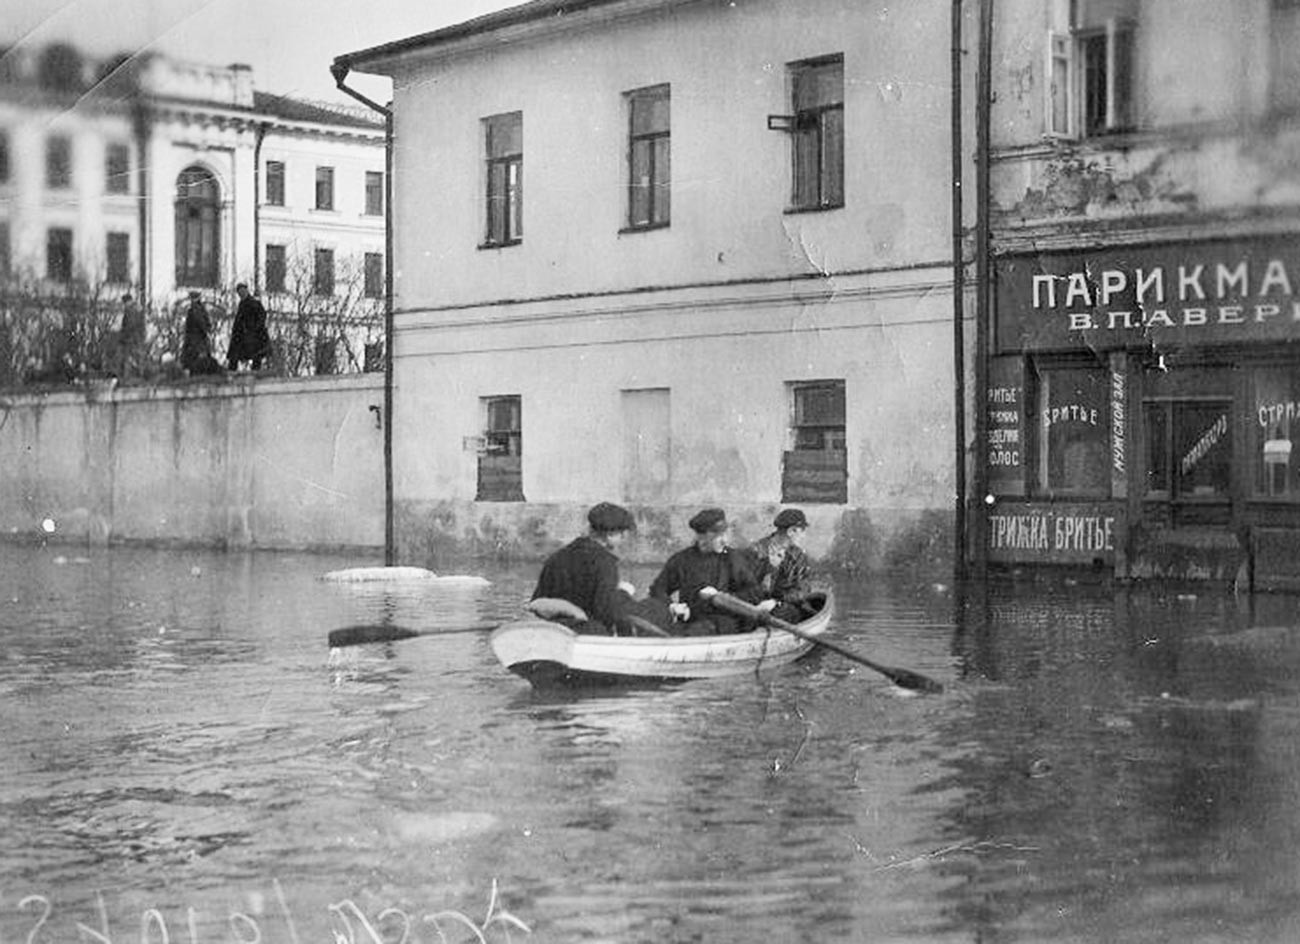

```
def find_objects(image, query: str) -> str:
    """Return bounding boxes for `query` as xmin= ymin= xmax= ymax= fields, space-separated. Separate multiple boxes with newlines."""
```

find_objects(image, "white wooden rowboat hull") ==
xmin=490 ymin=592 xmax=832 ymax=687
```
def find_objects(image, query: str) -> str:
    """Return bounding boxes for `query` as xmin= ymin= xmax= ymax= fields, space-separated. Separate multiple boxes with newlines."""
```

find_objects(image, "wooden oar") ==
xmin=704 ymin=590 xmax=944 ymax=694
xmin=328 ymin=622 xmax=498 ymax=648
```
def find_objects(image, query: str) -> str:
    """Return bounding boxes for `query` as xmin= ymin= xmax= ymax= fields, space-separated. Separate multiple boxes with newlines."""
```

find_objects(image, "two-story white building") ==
xmin=0 ymin=43 xmax=387 ymax=373
xmin=336 ymin=0 xmax=969 ymax=568
xmin=979 ymin=0 xmax=1300 ymax=587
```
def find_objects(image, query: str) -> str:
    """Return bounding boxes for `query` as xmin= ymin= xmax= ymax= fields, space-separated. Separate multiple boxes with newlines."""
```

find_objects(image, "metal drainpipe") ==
xmin=973 ymin=0 xmax=994 ymax=582
xmin=253 ymin=122 xmax=268 ymax=293
xmin=331 ymin=64 xmax=396 ymax=566
xmin=132 ymin=97 xmax=151 ymax=299
xmin=951 ymin=0 xmax=967 ymax=582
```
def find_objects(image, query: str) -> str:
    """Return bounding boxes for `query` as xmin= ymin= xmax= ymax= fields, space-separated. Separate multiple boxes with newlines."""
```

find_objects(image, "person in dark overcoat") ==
xmin=226 ymin=282 xmax=271 ymax=371
xmin=179 ymin=291 xmax=223 ymax=376
xmin=649 ymin=508 xmax=772 ymax=636
xmin=743 ymin=508 xmax=817 ymax=622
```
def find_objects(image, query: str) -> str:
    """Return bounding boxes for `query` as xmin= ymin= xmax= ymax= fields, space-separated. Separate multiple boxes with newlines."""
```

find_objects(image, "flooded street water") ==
xmin=3 ymin=544 xmax=1300 ymax=942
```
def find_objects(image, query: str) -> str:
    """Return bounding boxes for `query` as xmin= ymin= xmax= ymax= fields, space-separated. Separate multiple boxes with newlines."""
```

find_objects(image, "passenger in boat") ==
xmin=648 ymin=507 xmax=775 ymax=636
xmin=743 ymin=508 xmax=817 ymax=622
xmin=531 ymin=502 xmax=656 ymax=635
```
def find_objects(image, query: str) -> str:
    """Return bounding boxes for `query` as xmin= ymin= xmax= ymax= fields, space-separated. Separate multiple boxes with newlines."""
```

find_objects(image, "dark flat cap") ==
xmin=588 ymin=502 xmax=635 ymax=533
xmin=774 ymin=508 xmax=809 ymax=530
xmin=688 ymin=507 xmax=728 ymax=533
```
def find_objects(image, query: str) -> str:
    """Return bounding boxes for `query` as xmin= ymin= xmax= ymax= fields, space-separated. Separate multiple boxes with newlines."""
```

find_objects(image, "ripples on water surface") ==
xmin=3 ymin=546 xmax=1300 ymax=942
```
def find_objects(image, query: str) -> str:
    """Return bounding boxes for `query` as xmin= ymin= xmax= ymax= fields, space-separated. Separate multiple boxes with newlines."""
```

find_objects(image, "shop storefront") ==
xmin=985 ymin=234 xmax=1300 ymax=586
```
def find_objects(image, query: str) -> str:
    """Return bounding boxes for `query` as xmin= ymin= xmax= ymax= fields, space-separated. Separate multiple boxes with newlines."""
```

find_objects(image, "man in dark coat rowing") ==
xmin=531 ymin=502 xmax=661 ymax=635
xmin=649 ymin=507 xmax=773 ymax=636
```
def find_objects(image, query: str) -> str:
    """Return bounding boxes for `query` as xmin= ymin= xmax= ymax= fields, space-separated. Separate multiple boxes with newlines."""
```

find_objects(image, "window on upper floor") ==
xmin=315 ymin=166 xmax=334 ymax=211
xmin=314 ymin=247 xmax=334 ymax=296
xmin=0 ymin=131 xmax=10 ymax=184
xmin=1048 ymin=0 xmax=1136 ymax=138
xmin=0 ymin=222 xmax=11 ymax=279
xmin=483 ymin=111 xmax=522 ymax=248
xmin=365 ymin=171 xmax=384 ymax=216
xmin=106 ymin=232 xmax=130 ymax=284
xmin=785 ymin=55 xmax=844 ymax=212
xmin=1271 ymin=0 xmax=1300 ymax=114
xmin=175 ymin=165 xmax=220 ymax=287
xmin=625 ymin=84 xmax=670 ymax=230
xmin=46 ymin=228 xmax=73 ymax=282
xmin=265 ymin=244 xmax=286 ymax=293
xmin=46 ymin=136 xmax=72 ymax=190
xmin=266 ymin=161 xmax=285 ymax=206
xmin=106 ymin=142 xmax=130 ymax=194
xmin=364 ymin=252 xmax=383 ymax=298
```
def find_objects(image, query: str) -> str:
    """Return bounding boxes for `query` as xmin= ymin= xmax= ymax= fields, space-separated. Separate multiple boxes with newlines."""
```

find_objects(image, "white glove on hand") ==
xmin=617 ymin=580 xmax=636 ymax=596
xmin=668 ymin=602 xmax=691 ymax=622
xmin=757 ymin=599 xmax=778 ymax=613
xmin=698 ymin=586 xmax=718 ymax=599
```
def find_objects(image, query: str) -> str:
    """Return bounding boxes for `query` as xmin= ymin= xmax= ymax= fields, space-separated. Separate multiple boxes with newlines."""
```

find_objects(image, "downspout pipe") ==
xmin=331 ymin=63 xmax=396 ymax=566
xmin=951 ymin=0 xmax=967 ymax=582
xmin=973 ymin=0 xmax=994 ymax=582
xmin=131 ymin=97 xmax=151 ymax=300
xmin=253 ymin=122 xmax=268 ymax=293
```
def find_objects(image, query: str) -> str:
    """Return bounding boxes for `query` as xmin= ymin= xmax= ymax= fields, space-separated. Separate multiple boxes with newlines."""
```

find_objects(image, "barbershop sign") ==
xmin=996 ymin=236 xmax=1300 ymax=353
xmin=987 ymin=501 xmax=1124 ymax=565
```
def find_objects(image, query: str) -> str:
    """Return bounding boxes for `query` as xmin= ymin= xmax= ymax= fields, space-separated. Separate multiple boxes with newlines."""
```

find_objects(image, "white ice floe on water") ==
xmin=319 ymin=566 xmax=490 ymax=586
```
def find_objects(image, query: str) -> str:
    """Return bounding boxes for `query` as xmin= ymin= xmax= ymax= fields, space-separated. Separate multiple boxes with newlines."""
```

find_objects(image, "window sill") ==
xmin=619 ymin=222 xmax=670 ymax=235
xmin=478 ymin=239 xmax=522 ymax=251
xmin=783 ymin=203 xmax=844 ymax=216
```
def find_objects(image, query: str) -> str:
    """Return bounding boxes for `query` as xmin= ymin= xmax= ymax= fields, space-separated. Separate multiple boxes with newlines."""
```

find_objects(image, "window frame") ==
xmin=313 ymin=246 xmax=335 ymax=296
xmin=787 ymin=55 xmax=844 ymax=213
xmin=482 ymin=112 xmax=523 ymax=248
xmin=364 ymin=171 xmax=384 ymax=216
xmin=265 ymin=160 xmax=285 ymax=207
xmin=624 ymin=84 xmax=671 ymax=231
xmin=0 ymin=131 xmax=9 ymax=184
xmin=105 ymin=142 xmax=130 ymax=195
xmin=477 ymin=394 xmax=525 ymax=501
xmin=105 ymin=231 xmax=130 ymax=284
xmin=46 ymin=227 xmax=73 ymax=282
xmin=1045 ymin=14 xmax=1135 ymax=139
xmin=1270 ymin=0 xmax=1300 ymax=114
xmin=314 ymin=165 xmax=335 ymax=212
xmin=363 ymin=252 xmax=383 ymax=299
xmin=782 ymin=379 xmax=848 ymax=504
xmin=174 ymin=165 xmax=221 ymax=288
xmin=46 ymin=135 xmax=72 ymax=190
xmin=265 ymin=243 xmax=286 ymax=294
xmin=1029 ymin=361 xmax=1112 ymax=500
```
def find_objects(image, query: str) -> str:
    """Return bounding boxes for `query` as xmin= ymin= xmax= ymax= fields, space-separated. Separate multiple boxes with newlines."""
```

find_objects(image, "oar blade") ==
xmin=880 ymin=666 xmax=945 ymax=694
xmin=328 ymin=624 xmax=420 ymax=648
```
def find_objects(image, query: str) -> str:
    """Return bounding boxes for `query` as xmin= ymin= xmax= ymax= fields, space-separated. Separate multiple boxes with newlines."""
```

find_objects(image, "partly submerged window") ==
xmin=478 ymin=395 xmax=524 ymax=501
xmin=783 ymin=380 xmax=847 ymax=503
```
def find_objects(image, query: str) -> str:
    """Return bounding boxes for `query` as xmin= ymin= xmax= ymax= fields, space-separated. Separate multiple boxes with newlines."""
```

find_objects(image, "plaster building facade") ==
xmin=980 ymin=0 xmax=1300 ymax=586
xmin=336 ymin=0 xmax=972 ymax=569
xmin=0 ymin=43 xmax=387 ymax=373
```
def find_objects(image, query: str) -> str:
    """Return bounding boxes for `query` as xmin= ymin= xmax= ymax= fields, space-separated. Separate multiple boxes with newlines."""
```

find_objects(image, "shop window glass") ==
xmin=1253 ymin=367 xmax=1300 ymax=499
xmin=1144 ymin=400 xmax=1231 ymax=499
xmin=1034 ymin=365 xmax=1109 ymax=496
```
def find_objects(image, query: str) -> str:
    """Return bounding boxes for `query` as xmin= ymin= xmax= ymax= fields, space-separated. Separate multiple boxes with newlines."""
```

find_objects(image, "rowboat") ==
xmin=489 ymin=591 xmax=833 ymax=687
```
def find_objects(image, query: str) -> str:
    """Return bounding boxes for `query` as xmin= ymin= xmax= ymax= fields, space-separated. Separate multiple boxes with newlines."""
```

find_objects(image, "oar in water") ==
xmin=704 ymin=590 xmax=944 ymax=694
xmin=327 ymin=621 xmax=498 ymax=649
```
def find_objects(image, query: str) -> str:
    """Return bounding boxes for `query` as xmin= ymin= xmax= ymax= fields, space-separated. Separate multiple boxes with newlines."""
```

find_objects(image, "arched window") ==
xmin=175 ymin=165 xmax=220 ymax=287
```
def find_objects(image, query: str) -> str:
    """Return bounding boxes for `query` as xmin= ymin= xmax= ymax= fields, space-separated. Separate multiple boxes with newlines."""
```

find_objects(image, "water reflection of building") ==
xmin=0 ymin=42 xmax=386 ymax=370
xmin=333 ymin=0 xmax=967 ymax=568
xmin=979 ymin=1 xmax=1300 ymax=588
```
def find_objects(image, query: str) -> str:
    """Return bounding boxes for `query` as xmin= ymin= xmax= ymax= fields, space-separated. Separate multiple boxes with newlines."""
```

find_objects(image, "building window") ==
xmin=626 ymin=84 xmax=670 ymax=229
xmin=782 ymin=380 xmax=847 ymax=503
xmin=313 ymin=247 xmax=334 ymax=296
xmin=483 ymin=112 xmax=522 ymax=247
xmin=1272 ymin=0 xmax=1300 ymax=113
xmin=477 ymin=395 xmax=524 ymax=501
xmin=788 ymin=56 xmax=844 ymax=211
xmin=1048 ymin=0 xmax=1136 ymax=137
xmin=1145 ymin=400 xmax=1231 ymax=500
xmin=266 ymin=160 xmax=285 ymax=206
xmin=0 ymin=222 xmax=11 ymax=279
xmin=106 ymin=231 xmax=130 ymax=283
xmin=1033 ymin=364 xmax=1109 ymax=497
xmin=365 ymin=171 xmax=384 ymax=216
xmin=1254 ymin=366 xmax=1300 ymax=499
xmin=265 ymin=244 xmax=286 ymax=293
xmin=364 ymin=252 xmax=383 ymax=298
xmin=105 ymin=142 xmax=130 ymax=194
xmin=46 ymin=135 xmax=72 ymax=189
xmin=0 ymin=131 xmax=9 ymax=183
xmin=174 ymin=165 xmax=220 ymax=287
xmin=46 ymin=227 xmax=73 ymax=282
xmin=315 ymin=166 xmax=334 ymax=211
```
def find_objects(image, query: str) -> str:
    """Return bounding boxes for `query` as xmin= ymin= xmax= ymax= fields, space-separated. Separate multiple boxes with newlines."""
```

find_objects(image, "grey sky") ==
xmin=2 ymin=0 xmax=517 ymax=104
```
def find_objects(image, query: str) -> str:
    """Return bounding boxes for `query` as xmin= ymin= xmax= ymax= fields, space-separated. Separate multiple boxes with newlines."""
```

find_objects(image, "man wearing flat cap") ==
xmin=648 ymin=508 xmax=769 ymax=636
xmin=744 ymin=508 xmax=816 ymax=622
xmin=531 ymin=502 xmax=646 ymax=634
